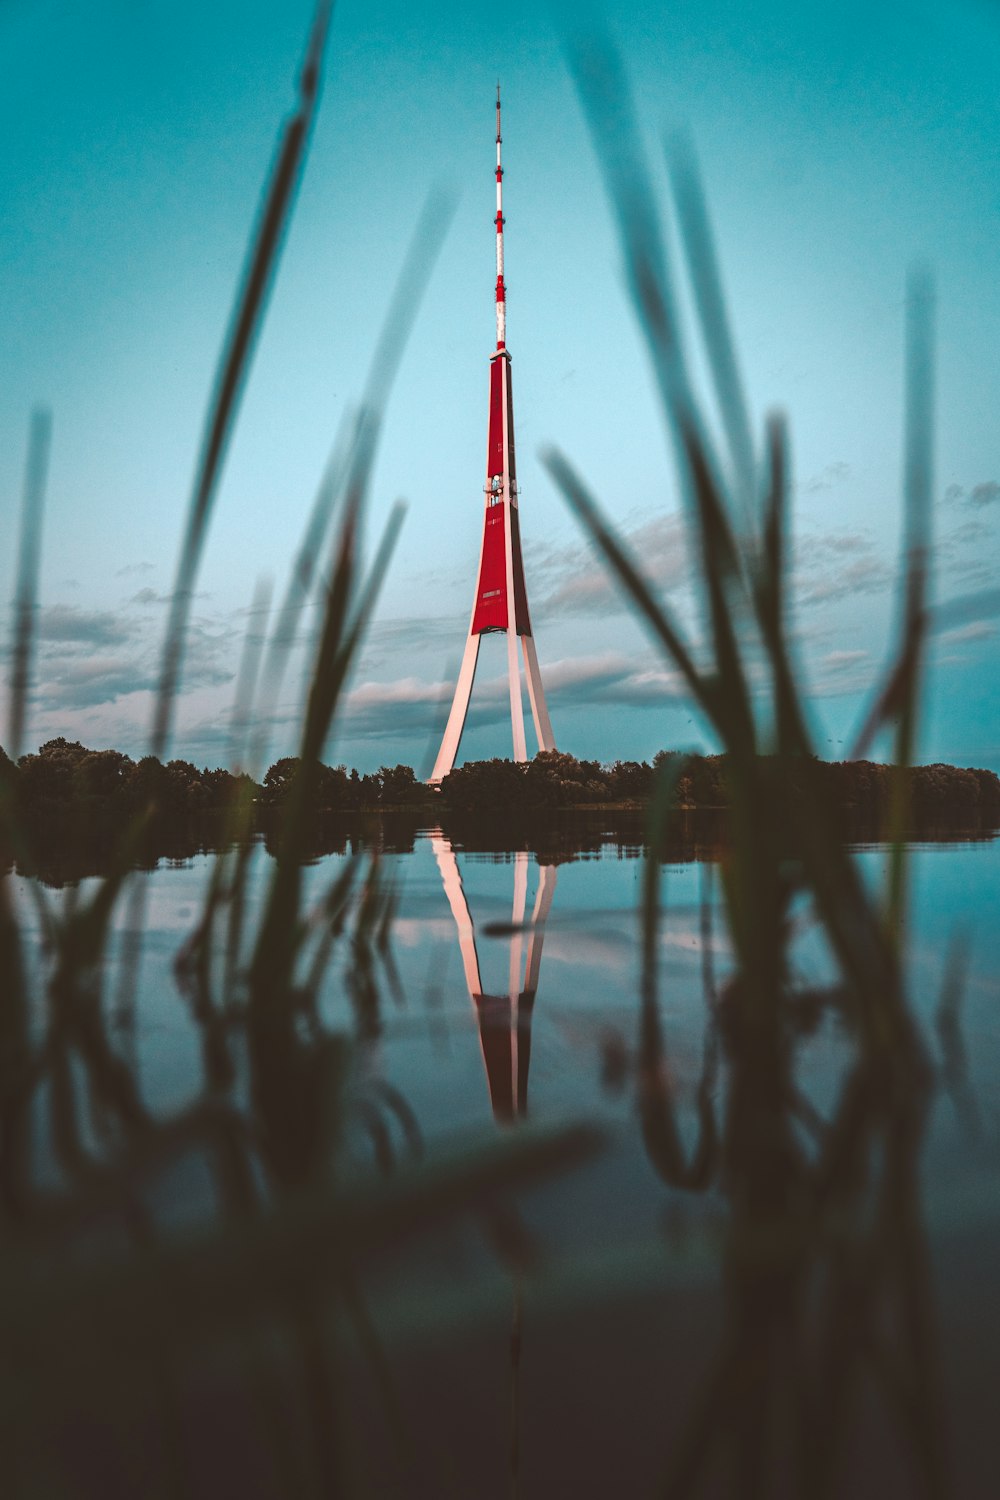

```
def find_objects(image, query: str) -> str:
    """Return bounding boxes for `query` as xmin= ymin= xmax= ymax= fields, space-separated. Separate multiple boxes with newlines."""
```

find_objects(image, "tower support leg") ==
xmin=506 ymin=625 xmax=527 ymax=762
xmin=430 ymin=632 xmax=481 ymax=783
xmin=521 ymin=633 xmax=555 ymax=752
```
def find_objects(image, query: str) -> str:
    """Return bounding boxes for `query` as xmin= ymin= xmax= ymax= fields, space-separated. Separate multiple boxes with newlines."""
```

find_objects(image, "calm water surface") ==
xmin=15 ymin=824 xmax=999 ymax=1497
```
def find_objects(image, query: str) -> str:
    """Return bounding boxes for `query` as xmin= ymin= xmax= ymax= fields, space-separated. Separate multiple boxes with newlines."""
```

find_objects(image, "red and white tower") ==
xmin=429 ymin=86 xmax=555 ymax=783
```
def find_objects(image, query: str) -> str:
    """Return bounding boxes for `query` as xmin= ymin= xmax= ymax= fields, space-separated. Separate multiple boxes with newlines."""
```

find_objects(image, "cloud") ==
xmin=182 ymin=624 xmax=238 ymax=688
xmin=808 ymin=648 xmax=874 ymax=699
xmin=797 ymin=532 xmax=870 ymax=561
xmin=544 ymin=652 xmax=684 ymax=705
xmin=798 ymin=461 xmax=851 ymax=495
xmin=941 ymin=511 xmax=1000 ymax=587
xmin=943 ymin=519 xmax=992 ymax=548
xmin=338 ymin=650 xmax=686 ymax=739
xmin=129 ymin=587 xmax=168 ymax=605
xmin=819 ymin=649 xmax=869 ymax=672
xmin=33 ymin=657 xmax=159 ymax=710
xmin=938 ymin=620 xmax=996 ymax=645
xmin=802 ymin=556 xmax=893 ymax=606
xmin=25 ymin=608 xmax=236 ymax=711
xmin=536 ymin=513 xmax=689 ymax=618
xmin=36 ymin=605 xmax=138 ymax=648
xmin=115 ymin=562 xmax=155 ymax=578
xmin=362 ymin=613 xmax=466 ymax=662
xmin=941 ymin=480 xmax=1000 ymax=510
xmin=795 ymin=531 xmax=893 ymax=606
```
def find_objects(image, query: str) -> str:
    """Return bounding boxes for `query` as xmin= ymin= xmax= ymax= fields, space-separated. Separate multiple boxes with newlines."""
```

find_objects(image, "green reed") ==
xmin=538 ymin=35 xmax=953 ymax=1499
xmin=0 ymin=10 xmax=601 ymax=1497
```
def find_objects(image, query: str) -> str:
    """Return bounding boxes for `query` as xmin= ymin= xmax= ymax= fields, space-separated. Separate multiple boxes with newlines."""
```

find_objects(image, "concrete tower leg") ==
xmin=506 ymin=623 xmax=527 ymax=762
xmin=430 ymin=632 xmax=481 ymax=784
xmin=521 ymin=634 xmax=555 ymax=752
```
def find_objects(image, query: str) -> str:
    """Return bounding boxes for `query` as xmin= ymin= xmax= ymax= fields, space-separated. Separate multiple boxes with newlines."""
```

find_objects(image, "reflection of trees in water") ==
xmin=14 ymin=802 xmax=996 ymax=890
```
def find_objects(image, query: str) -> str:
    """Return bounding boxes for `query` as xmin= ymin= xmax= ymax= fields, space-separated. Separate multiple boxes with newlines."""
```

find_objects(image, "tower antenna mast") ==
xmin=495 ymin=81 xmax=506 ymax=351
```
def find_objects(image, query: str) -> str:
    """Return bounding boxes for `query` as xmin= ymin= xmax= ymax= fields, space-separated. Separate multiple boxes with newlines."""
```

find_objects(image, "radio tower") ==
xmin=429 ymin=85 xmax=555 ymax=783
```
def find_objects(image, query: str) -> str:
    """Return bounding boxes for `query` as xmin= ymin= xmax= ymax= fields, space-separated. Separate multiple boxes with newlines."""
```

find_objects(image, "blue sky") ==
xmin=2 ymin=0 xmax=998 ymax=773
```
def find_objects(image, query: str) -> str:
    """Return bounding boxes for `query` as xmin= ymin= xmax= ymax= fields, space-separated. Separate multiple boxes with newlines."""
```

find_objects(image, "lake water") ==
xmin=11 ymin=821 xmax=1000 ymax=1497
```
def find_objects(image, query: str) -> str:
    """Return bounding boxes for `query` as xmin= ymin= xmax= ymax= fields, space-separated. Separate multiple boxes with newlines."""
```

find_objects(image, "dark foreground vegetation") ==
xmin=3 ymin=736 xmax=999 ymax=829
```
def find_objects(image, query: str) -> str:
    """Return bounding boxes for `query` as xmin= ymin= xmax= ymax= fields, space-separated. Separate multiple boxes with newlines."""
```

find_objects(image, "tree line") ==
xmin=2 ymin=737 xmax=999 ymax=825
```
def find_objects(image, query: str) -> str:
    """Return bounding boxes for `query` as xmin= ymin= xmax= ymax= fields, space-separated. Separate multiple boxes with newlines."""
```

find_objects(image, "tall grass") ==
xmin=0 ymin=11 xmax=600 ymax=1497
xmin=538 ymin=37 xmax=952 ymax=1498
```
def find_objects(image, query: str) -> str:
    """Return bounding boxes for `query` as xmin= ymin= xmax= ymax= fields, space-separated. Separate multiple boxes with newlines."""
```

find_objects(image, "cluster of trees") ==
xmin=259 ymin=758 xmax=424 ymax=811
xmin=440 ymin=751 xmax=654 ymax=810
xmin=2 ymin=739 xmax=998 ymax=827
xmin=441 ymin=750 xmax=1000 ymax=820
xmin=0 ymin=739 xmax=427 ymax=822
xmin=1 ymin=738 xmax=255 ymax=820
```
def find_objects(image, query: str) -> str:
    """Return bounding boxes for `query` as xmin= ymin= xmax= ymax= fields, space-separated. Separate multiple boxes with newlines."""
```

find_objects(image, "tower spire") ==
xmin=495 ymin=82 xmax=506 ymax=349
xmin=428 ymin=86 xmax=556 ymax=784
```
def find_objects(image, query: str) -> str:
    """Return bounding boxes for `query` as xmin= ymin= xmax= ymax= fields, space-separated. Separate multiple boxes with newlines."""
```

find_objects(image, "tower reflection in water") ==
xmin=431 ymin=834 xmax=556 ymax=1124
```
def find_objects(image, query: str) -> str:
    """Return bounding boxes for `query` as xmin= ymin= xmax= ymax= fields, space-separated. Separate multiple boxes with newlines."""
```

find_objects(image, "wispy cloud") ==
xmin=938 ymin=619 xmax=996 ymax=645
xmin=337 ymin=649 xmax=686 ymax=739
xmin=535 ymin=512 xmax=689 ymax=618
xmin=819 ymin=649 xmax=869 ymax=673
xmin=808 ymin=647 xmax=874 ymax=699
xmin=797 ymin=461 xmax=851 ymax=495
xmin=798 ymin=553 xmax=893 ymax=607
xmin=25 ymin=609 xmax=236 ymax=711
xmin=33 ymin=658 xmax=160 ymax=710
xmin=969 ymin=481 xmax=1000 ymax=509
xmin=36 ymin=605 xmax=138 ymax=648
xmin=942 ymin=479 xmax=1000 ymax=510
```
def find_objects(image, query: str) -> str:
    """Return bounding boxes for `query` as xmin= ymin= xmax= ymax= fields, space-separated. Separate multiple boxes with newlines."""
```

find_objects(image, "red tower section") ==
xmin=471 ymin=357 xmax=530 ymax=635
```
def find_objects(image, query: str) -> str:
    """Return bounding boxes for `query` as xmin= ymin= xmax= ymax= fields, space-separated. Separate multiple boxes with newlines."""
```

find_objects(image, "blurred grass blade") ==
xmin=250 ymin=501 xmax=405 ymax=1006
xmin=565 ymin=35 xmax=683 ymax=389
xmin=636 ymin=754 xmax=718 ymax=1192
xmin=228 ymin=577 xmax=274 ymax=771
xmin=541 ymin=447 xmax=707 ymax=713
xmin=151 ymin=0 xmax=333 ymax=761
xmin=251 ymin=187 xmax=455 ymax=773
xmin=754 ymin=412 xmax=821 ymax=757
xmin=669 ymin=135 xmax=756 ymax=531
xmin=565 ymin=35 xmax=734 ymax=547
xmin=7 ymin=408 xmax=52 ymax=762
xmin=2 ymin=412 xmax=55 ymax=1036
xmin=887 ymin=271 xmax=935 ymax=929
xmin=115 ymin=2 xmax=334 ymax=1027
xmin=849 ymin=271 xmax=935 ymax=775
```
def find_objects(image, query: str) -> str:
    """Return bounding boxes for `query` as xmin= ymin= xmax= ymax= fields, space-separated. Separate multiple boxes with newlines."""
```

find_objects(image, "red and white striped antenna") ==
xmin=495 ymin=81 xmax=506 ymax=350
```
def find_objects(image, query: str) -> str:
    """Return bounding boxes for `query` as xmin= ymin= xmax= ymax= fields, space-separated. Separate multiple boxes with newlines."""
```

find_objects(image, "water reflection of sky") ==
xmin=17 ymin=829 xmax=996 ymax=1178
